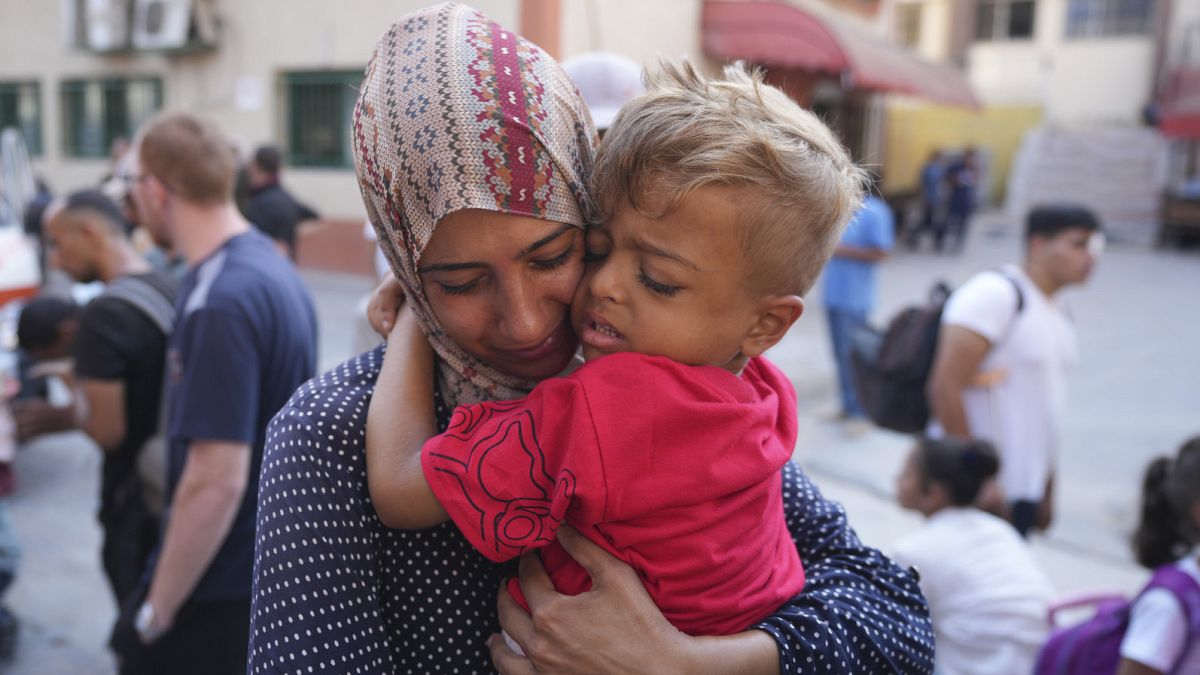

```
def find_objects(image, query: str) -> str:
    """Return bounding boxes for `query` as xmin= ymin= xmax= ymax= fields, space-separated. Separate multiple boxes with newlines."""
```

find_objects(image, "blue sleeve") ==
xmin=172 ymin=306 xmax=260 ymax=444
xmin=867 ymin=200 xmax=895 ymax=251
xmin=754 ymin=463 xmax=934 ymax=674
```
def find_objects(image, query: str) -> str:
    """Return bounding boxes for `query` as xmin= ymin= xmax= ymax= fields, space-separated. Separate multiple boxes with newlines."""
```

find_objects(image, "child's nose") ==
xmin=587 ymin=257 xmax=624 ymax=304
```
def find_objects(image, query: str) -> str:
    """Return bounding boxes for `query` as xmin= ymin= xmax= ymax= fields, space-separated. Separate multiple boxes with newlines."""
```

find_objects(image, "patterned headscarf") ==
xmin=353 ymin=3 xmax=597 ymax=407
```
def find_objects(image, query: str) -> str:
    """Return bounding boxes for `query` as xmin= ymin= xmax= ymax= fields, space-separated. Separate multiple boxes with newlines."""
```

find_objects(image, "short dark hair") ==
xmin=253 ymin=145 xmax=282 ymax=175
xmin=16 ymin=297 xmax=79 ymax=352
xmin=915 ymin=437 xmax=1000 ymax=506
xmin=1025 ymin=204 xmax=1100 ymax=242
xmin=63 ymin=189 xmax=131 ymax=236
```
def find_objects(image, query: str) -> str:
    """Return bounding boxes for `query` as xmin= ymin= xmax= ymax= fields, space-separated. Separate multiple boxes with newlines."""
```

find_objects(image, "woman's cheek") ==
xmin=553 ymin=258 xmax=587 ymax=303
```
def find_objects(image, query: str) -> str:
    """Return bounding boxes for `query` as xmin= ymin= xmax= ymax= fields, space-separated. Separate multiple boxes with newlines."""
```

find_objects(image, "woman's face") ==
xmin=420 ymin=210 xmax=584 ymax=381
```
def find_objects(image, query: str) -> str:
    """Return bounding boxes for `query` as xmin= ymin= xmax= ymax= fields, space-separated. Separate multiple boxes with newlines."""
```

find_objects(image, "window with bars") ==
xmin=975 ymin=0 xmax=1035 ymax=41
xmin=285 ymin=71 xmax=363 ymax=169
xmin=0 ymin=82 xmax=42 ymax=156
xmin=61 ymin=78 xmax=162 ymax=158
xmin=1066 ymin=0 xmax=1154 ymax=38
xmin=897 ymin=3 xmax=923 ymax=49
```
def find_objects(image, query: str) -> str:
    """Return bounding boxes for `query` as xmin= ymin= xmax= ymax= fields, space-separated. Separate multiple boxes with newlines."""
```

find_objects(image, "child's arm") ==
xmin=365 ymin=305 xmax=448 ymax=529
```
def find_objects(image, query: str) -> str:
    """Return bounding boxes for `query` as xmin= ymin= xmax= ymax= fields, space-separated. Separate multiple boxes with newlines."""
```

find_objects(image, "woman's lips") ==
xmin=579 ymin=310 xmax=624 ymax=351
xmin=496 ymin=319 xmax=574 ymax=362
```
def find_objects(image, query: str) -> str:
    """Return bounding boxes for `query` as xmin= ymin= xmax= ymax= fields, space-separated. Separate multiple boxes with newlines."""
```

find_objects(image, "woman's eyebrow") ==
xmin=417 ymin=261 xmax=487 ymax=274
xmin=514 ymin=224 xmax=575 ymax=260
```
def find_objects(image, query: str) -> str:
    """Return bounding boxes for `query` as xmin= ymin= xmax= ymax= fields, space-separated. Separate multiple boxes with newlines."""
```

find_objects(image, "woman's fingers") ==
xmin=489 ymin=633 xmax=536 ymax=675
xmin=554 ymin=525 xmax=629 ymax=588
xmin=496 ymin=583 xmax=533 ymax=645
xmin=516 ymin=550 xmax=557 ymax=608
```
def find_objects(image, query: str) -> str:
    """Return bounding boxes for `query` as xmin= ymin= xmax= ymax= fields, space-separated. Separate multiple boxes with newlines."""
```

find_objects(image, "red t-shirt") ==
xmin=421 ymin=353 xmax=805 ymax=635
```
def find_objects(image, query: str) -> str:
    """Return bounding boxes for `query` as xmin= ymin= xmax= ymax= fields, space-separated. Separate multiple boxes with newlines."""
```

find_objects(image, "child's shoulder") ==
xmin=568 ymin=352 xmax=719 ymax=395
xmin=572 ymin=352 xmax=684 ymax=378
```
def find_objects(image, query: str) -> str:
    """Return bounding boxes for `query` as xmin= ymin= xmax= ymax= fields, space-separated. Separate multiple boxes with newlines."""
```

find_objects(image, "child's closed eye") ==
xmin=637 ymin=268 xmax=680 ymax=297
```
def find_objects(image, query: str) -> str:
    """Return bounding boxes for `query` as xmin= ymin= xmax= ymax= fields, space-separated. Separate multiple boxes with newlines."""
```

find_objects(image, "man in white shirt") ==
xmin=927 ymin=205 xmax=1102 ymax=536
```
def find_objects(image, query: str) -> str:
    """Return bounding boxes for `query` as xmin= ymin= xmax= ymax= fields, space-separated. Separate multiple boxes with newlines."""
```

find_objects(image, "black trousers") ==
xmin=113 ymin=592 xmax=250 ymax=675
xmin=1010 ymin=499 xmax=1040 ymax=539
xmin=99 ymin=491 xmax=159 ymax=606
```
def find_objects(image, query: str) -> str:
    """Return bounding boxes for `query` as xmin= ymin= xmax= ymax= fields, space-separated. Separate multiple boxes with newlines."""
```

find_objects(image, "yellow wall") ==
xmin=884 ymin=103 xmax=1043 ymax=203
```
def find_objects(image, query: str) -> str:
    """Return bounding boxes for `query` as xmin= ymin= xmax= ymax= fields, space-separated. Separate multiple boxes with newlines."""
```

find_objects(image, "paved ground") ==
xmin=2 ymin=213 xmax=1197 ymax=672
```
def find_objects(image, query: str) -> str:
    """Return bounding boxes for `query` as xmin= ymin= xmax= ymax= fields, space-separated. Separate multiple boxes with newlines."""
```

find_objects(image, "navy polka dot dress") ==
xmin=250 ymin=347 xmax=935 ymax=673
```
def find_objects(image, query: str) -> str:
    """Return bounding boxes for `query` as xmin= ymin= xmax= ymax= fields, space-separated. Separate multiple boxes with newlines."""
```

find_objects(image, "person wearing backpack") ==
xmin=927 ymin=205 xmax=1102 ymax=537
xmin=1117 ymin=437 xmax=1200 ymax=674
xmin=893 ymin=436 xmax=1055 ymax=675
xmin=18 ymin=190 xmax=177 ymax=612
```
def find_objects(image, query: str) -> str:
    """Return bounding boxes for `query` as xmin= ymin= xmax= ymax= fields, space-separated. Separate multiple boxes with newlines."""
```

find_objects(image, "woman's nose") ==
xmin=497 ymin=277 xmax=555 ymax=346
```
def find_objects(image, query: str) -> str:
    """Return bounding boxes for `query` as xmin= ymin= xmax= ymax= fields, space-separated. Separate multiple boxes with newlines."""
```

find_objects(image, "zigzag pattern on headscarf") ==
xmin=353 ymin=3 xmax=597 ymax=408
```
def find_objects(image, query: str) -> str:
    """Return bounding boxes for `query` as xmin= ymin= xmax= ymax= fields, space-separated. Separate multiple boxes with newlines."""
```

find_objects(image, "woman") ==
xmin=249 ymin=4 xmax=933 ymax=673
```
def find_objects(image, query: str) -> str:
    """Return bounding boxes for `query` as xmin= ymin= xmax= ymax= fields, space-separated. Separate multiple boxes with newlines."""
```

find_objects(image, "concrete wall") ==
xmin=966 ymin=0 xmax=1155 ymax=124
xmin=560 ymin=0 xmax=705 ymax=66
xmin=0 ymin=0 xmax=519 ymax=218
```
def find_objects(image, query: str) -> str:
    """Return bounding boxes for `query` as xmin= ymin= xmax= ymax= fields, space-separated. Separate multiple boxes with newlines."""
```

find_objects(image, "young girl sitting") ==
xmin=1119 ymin=437 xmax=1200 ymax=674
xmin=893 ymin=437 xmax=1055 ymax=674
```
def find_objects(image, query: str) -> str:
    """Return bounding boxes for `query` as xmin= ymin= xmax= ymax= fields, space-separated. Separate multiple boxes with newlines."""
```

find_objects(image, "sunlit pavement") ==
xmin=5 ymin=216 xmax=1199 ymax=671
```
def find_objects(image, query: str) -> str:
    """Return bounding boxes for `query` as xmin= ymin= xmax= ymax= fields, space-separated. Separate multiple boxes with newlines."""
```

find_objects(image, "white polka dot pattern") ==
xmin=250 ymin=346 xmax=935 ymax=673
xmin=755 ymin=462 xmax=935 ymax=673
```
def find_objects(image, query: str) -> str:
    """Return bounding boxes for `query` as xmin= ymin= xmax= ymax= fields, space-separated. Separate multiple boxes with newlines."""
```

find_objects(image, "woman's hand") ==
xmin=368 ymin=272 xmax=406 ymax=336
xmin=490 ymin=526 xmax=689 ymax=675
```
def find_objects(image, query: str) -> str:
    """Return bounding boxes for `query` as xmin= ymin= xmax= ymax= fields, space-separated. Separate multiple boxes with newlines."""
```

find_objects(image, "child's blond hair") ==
xmin=591 ymin=60 xmax=866 ymax=296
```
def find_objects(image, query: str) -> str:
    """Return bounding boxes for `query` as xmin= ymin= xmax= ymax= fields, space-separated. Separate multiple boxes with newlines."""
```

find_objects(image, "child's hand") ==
xmin=368 ymin=272 xmax=406 ymax=336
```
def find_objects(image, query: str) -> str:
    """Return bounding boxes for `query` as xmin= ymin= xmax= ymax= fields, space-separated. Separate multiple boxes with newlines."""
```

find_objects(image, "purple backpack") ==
xmin=1035 ymin=565 xmax=1200 ymax=675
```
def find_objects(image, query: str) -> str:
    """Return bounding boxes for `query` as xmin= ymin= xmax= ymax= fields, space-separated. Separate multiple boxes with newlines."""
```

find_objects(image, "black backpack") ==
xmin=850 ymin=272 xmax=1023 ymax=434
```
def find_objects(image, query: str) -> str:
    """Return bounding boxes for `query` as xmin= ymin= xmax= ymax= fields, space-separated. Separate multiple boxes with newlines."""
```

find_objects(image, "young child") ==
xmin=1119 ymin=437 xmax=1200 ymax=674
xmin=365 ymin=61 xmax=864 ymax=637
xmin=892 ymin=437 xmax=1055 ymax=674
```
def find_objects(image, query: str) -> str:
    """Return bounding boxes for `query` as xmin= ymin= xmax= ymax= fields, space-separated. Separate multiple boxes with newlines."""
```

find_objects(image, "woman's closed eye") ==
xmin=433 ymin=276 xmax=485 ymax=296
xmin=637 ymin=268 xmax=681 ymax=297
xmin=530 ymin=242 xmax=577 ymax=271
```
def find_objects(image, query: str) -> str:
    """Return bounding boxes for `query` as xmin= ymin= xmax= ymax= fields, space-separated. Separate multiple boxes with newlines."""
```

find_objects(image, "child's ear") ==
xmin=739 ymin=295 xmax=804 ymax=359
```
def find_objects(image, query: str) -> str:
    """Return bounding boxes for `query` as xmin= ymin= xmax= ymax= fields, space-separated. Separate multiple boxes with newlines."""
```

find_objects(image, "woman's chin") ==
xmin=493 ymin=346 xmax=578 ymax=382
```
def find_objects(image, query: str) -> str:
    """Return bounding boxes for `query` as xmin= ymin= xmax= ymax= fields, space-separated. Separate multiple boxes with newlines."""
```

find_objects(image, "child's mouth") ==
xmin=580 ymin=311 xmax=625 ymax=350
xmin=592 ymin=320 xmax=621 ymax=339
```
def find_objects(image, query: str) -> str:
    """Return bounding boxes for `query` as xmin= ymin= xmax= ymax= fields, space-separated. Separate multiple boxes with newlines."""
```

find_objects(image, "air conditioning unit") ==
xmin=85 ymin=0 xmax=133 ymax=52
xmin=132 ymin=0 xmax=216 ymax=51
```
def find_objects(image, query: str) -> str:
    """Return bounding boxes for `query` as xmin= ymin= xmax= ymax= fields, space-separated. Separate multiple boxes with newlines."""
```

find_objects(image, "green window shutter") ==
xmin=61 ymin=78 xmax=163 ymax=158
xmin=286 ymin=71 xmax=363 ymax=168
